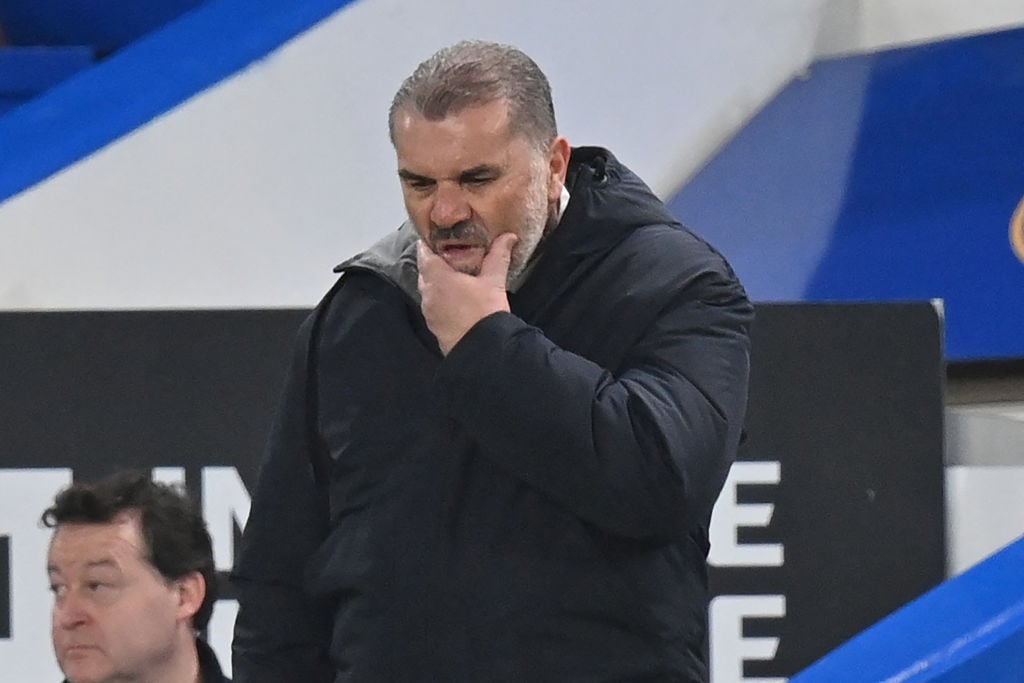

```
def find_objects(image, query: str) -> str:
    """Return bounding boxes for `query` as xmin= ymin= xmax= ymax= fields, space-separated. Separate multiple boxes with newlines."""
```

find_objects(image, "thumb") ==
xmin=481 ymin=232 xmax=519 ymax=282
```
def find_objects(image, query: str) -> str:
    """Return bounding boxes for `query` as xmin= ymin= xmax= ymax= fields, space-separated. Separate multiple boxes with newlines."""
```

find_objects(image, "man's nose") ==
xmin=429 ymin=183 xmax=471 ymax=228
xmin=54 ymin=593 xmax=89 ymax=630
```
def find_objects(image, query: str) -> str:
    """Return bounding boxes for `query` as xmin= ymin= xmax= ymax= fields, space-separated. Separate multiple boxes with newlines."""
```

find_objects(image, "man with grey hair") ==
xmin=233 ymin=40 xmax=751 ymax=682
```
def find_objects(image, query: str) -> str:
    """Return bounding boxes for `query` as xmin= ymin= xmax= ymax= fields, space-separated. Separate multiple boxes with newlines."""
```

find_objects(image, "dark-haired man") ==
xmin=234 ymin=40 xmax=751 ymax=682
xmin=44 ymin=471 xmax=229 ymax=683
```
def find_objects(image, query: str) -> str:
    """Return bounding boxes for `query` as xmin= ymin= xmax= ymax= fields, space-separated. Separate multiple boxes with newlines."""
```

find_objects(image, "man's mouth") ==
xmin=439 ymin=243 xmax=483 ymax=255
xmin=433 ymin=236 xmax=488 ymax=254
xmin=433 ymin=240 xmax=487 ymax=273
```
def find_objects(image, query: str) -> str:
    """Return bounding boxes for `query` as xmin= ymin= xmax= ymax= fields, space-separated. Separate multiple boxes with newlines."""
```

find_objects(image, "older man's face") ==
xmin=393 ymin=99 xmax=568 ymax=283
xmin=47 ymin=513 xmax=198 ymax=683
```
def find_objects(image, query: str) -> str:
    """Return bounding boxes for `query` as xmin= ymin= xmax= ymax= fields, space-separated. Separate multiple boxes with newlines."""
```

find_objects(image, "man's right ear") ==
xmin=547 ymin=136 xmax=572 ymax=203
xmin=173 ymin=571 xmax=205 ymax=626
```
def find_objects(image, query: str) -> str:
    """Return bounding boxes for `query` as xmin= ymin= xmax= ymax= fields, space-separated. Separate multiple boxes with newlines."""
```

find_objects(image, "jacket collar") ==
xmin=61 ymin=638 xmax=229 ymax=683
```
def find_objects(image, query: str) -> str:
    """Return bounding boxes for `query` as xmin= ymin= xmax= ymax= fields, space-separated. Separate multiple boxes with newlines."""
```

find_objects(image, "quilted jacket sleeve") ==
xmin=434 ymin=239 xmax=752 ymax=542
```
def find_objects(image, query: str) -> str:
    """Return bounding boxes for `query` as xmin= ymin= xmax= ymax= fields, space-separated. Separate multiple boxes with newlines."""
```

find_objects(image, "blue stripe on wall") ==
xmin=0 ymin=0 xmax=360 ymax=205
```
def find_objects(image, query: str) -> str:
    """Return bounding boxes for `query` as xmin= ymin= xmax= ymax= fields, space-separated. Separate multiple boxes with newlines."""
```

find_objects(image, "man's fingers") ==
xmin=416 ymin=239 xmax=436 ymax=269
xmin=416 ymin=238 xmax=449 ymax=281
xmin=481 ymin=233 xmax=519 ymax=282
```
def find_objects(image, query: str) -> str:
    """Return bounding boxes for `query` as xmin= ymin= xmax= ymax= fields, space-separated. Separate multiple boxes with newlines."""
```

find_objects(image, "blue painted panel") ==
xmin=0 ymin=47 xmax=93 ymax=114
xmin=791 ymin=537 xmax=1024 ymax=682
xmin=0 ymin=0 xmax=360 ymax=207
xmin=0 ymin=47 xmax=94 ymax=94
xmin=668 ymin=28 xmax=1024 ymax=361
xmin=0 ymin=1 xmax=205 ymax=55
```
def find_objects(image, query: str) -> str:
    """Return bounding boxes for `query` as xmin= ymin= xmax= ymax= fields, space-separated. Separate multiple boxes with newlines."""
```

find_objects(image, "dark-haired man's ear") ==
xmin=174 ymin=572 xmax=206 ymax=626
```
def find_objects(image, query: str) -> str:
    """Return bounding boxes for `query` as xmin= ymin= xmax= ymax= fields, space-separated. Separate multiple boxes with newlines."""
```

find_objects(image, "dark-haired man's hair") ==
xmin=388 ymin=40 xmax=558 ymax=152
xmin=42 ymin=470 xmax=217 ymax=631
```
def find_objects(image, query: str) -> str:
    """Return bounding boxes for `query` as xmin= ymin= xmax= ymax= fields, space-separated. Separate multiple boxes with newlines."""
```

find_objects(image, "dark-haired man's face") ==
xmin=393 ymin=99 xmax=569 ymax=284
xmin=46 ymin=512 xmax=202 ymax=683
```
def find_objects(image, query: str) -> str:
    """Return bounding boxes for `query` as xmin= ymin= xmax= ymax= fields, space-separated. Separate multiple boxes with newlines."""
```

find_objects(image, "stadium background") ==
xmin=2 ymin=1 xmax=1022 ymax=680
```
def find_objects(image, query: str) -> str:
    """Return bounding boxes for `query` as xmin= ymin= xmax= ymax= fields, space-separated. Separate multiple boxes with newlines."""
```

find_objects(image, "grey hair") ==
xmin=388 ymin=40 xmax=558 ymax=151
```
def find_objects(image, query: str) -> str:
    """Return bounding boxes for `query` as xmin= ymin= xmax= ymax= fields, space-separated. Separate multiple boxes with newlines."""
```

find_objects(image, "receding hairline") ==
xmin=388 ymin=40 xmax=558 ymax=151
xmin=47 ymin=509 xmax=149 ymax=557
xmin=390 ymin=97 xmax=527 ymax=146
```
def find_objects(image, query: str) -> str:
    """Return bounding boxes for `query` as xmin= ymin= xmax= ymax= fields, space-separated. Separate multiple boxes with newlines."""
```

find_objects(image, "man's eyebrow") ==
xmin=398 ymin=165 xmax=502 ymax=184
xmin=46 ymin=558 xmax=117 ymax=575
xmin=85 ymin=559 xmax=119 ymax=569
xmin=458 ymin=165 xmax=501 ymax=181
xmin=397 ymin=169 xmax=433 ymax=183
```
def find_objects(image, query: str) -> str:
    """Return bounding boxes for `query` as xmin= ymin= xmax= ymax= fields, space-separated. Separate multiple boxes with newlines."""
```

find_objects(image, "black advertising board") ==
xmin=0 ymin=303 xmax=945 ymax=680
xmin=706 ymin=303 xmax=946 ymax=680
xmin=0 ymin=309 xmax=306 ymax=483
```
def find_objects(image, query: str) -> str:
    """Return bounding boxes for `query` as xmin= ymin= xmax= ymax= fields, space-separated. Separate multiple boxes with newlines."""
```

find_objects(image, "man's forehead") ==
xmin=48 ymin=514 xmax=146 ymax=567
xmin=398 ymin=97 xmax=513 ymax=130
xmin=394 ymin=105 xmax=542 ymax=182
xmin=393 ymin=99 xmax=519 ymax=151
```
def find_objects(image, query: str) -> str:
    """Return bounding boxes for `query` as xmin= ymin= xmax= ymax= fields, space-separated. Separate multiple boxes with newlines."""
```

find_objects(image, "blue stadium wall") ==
xmin=667 ymin=27 xmax=1024 ymax=362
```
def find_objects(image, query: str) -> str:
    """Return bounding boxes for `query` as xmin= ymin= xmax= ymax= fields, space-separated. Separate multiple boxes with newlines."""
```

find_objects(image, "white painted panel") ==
xmin=946 ymin=465 xmax=1024 ymax=576
xmin=947 ymin=402 xmax=1024 ymax=466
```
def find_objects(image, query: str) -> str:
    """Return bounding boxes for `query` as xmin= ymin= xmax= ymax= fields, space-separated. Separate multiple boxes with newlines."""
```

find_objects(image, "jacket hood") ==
xmin=332 ymin=147 xmax=679 ymax=303
xmin=555 ymin=146 xmax=680 ymax=258
xmin=333 ymin=221 xmax=421 ymax=303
